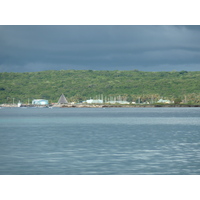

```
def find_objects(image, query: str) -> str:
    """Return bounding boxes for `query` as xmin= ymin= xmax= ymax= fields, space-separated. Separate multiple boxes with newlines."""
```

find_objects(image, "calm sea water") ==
xmin=0 ymin=107 xmax=200 ymax=175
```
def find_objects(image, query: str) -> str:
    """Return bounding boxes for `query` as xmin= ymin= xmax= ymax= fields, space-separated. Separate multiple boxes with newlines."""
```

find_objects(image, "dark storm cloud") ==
xmin=0 ymin=25 xmax=200 ymax=72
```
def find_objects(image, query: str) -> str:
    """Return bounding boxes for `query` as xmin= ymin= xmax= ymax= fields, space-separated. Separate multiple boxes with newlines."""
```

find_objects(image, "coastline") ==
xmin=59 ymin=104 xmax=200 ymax=108
xmin=1 ymin=103 xmax=200 ymax=108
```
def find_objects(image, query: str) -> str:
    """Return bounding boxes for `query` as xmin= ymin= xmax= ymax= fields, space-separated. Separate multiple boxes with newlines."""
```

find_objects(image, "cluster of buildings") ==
xmin=30 ymin=94 xmax=172 ymax=106
xmin=32 ymin=99 xmax=49 ymax=105
xmin=83 ymin=99 xmax=130 ymax=104
xmin=157 ymin=99 xmax=172 ymax=104
xmin=31 ymin=94 xmax=68 ymax=106
xmin=83 ymin=98 xmax=172 ymax=104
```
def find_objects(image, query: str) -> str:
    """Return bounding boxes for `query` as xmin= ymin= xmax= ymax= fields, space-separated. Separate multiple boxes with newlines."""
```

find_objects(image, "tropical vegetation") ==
xmin=0 ymin=70 xmax=200 ymax=104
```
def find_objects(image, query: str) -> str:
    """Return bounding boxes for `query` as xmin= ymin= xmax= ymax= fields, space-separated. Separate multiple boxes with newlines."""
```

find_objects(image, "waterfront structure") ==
xmin=32 ymin=99 xmax=49 ymax=105
xmin=18 ymin=100 xmax=22 ymax=107
xmin=157 ymin=99 xmax=171 ymax=104
xmin=58 ymin=94 xmax=68 ymax=104
xmin=106 ymin=100 xmax=130 ymax=104
xmin=86 ymin=99 xmax=103 ymax=104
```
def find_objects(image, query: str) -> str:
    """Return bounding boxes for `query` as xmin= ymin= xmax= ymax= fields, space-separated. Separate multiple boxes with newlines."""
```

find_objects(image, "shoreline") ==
xmin=59 ymin=104 xmax=200 ymax=108
xmin=1 ymin=104 xmax=200 ymax=108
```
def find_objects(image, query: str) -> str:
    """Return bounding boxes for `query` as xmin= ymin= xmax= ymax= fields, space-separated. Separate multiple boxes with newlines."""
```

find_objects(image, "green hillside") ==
xmin=0 ymin=70 xmax=200 ymax=104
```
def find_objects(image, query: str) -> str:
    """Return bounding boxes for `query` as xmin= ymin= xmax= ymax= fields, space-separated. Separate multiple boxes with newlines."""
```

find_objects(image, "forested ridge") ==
xmin=0 ymin=70 xmax=200 ymax=104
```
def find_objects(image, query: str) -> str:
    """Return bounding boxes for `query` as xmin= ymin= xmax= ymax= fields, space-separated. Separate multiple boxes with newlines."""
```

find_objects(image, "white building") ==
xmin=32 ymin=99 xmax=49 ymax=105
xmin=157 ymin=99 xmax=171 ymax=104
xmin=86 ymin=99 xmax=103 ymax=104
xmin=106 ymin=100 xmax=130 ymax=104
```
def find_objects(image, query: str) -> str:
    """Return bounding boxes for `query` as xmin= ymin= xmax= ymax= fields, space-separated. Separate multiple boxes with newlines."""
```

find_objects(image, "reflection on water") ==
xmin=0 ymin=107 xmax=200 ymax=174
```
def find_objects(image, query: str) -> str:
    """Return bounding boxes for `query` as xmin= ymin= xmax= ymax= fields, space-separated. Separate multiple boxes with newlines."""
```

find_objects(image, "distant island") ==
xmin=0 ymin=70 xmax=200 ymax=106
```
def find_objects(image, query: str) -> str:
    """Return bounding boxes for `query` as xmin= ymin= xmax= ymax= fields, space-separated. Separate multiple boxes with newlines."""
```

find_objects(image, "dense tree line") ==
xmin=0 ymin=70 xmax=200 ymax=104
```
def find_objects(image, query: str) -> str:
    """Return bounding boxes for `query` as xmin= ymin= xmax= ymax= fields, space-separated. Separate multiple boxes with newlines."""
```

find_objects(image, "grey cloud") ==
xmin=0 ymin=25 xmax=200 ymax=72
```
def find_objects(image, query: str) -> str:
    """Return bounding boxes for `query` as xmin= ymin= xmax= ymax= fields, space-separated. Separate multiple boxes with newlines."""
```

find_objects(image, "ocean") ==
xmin=0 ymin=107 xmax=200 ymax=175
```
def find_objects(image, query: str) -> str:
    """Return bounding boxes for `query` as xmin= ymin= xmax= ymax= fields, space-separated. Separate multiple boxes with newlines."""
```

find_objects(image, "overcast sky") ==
xmin=1 ymin=25 xmax=200 ymax=72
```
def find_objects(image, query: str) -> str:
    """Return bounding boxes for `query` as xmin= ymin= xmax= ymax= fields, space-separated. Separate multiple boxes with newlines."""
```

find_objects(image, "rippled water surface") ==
xmin=0 ymin=107 xmax=200 ymax=174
